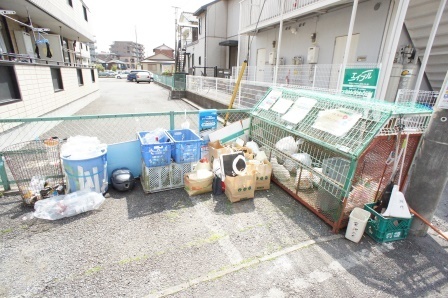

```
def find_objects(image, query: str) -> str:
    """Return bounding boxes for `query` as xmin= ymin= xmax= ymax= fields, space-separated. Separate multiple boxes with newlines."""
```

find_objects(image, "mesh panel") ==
xmin=2 ymin=140 xmax=64 ymax=204
xmin=141 ymin=161 xmax=194 ymax=193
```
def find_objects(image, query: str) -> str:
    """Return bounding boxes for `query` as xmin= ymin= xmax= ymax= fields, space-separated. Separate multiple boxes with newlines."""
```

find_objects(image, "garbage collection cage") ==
xmin=249 ymin=87 xmax=432 ymax=232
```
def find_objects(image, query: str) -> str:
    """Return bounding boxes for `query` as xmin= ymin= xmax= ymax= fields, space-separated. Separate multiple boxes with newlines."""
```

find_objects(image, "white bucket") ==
xmin=345 ymin=207 xmax=371 ymax=243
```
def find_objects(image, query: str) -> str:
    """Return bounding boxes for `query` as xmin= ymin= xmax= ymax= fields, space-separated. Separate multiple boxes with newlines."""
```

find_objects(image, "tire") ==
xmin=132 ymin=78 xmax=135 ymax=82
xmin=137 ymin=81 xmax=140 ymax=83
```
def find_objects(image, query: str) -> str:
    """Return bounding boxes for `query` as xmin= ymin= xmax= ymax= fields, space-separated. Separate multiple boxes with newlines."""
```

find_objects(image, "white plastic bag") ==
xmin=275 ymin=136 xmax=303 ymax=155
xmin=33 ymin=190 xmax=105 ymax=220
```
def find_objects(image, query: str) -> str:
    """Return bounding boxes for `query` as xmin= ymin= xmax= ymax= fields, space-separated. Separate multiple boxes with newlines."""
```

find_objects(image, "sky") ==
xmin=84 ymin=0 xmax=212 ymax=56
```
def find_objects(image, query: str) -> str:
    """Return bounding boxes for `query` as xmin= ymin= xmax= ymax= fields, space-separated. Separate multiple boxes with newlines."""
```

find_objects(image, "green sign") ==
xmin=342 ymin=68 xmax=380 ymax=98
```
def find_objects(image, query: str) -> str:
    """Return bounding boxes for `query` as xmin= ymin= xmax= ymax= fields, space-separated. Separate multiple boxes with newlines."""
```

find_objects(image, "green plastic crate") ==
xmin=364 ymin=203 xmax=413 ymax=243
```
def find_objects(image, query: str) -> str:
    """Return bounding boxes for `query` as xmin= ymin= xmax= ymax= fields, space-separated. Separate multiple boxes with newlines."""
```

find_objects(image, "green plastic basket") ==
xmin=364 ymin=203 xmax=413 ymax=243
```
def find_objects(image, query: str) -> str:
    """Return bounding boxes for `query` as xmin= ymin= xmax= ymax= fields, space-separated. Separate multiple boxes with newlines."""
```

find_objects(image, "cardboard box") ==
xmin=184 ymin=172 xmax=213 ymax=196
xmin=247 ymin=159 xmax=272 ymax=190
xmin=224 ymin=172 xmax=256 ymax=203
xmin=208 ymin=140 xmax=233 ymax=163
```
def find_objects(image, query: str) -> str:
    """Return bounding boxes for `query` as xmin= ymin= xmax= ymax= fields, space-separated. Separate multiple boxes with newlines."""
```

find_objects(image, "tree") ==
xmin=96 ymin=64 xmax=104 ymax=72
xmin=111 ymin=65 xmax=117 ymax=72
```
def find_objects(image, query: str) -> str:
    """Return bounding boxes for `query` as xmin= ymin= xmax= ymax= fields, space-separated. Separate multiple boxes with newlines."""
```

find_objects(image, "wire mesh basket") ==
xmin=2 ymin=139 xmax=65 ymax=205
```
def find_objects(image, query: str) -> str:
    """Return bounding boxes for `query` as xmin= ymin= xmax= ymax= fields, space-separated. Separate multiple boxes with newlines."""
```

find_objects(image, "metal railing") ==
xmin=0 ymin=110 xmax=250 ymax=191
xmin=0 ymin=52 xmax=94 ymax=68
xmin=232 ymin=63 xmax=380 ymax=89
xmin=240 ymin=0 xmax=340 ymax=32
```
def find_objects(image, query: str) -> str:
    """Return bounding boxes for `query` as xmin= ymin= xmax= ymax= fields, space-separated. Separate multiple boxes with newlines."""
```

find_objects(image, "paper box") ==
xmin=224 ymin=172 xmax=256 ymax=203
xmin=184 ymin=172 xmax=213 ymax=196
xmin=208 ymin=140 xmax=233 ymax=163
xmin=247 ymin=159 xmax=272 ymax=190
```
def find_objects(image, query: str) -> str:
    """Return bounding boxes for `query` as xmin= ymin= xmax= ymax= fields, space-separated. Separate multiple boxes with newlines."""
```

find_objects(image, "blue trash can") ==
xmin=61 ymin=147 xmax=108 ymax=194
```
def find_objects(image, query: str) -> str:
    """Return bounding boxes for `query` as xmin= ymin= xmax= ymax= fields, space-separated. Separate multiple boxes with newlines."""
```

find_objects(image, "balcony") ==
xmin=240 ymin=0 xmax=345 ymax=34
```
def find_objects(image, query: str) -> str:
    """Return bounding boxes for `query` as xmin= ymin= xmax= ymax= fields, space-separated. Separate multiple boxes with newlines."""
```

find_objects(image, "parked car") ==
xmin=127 ymin=70 xmax=149 ymax=82
xmin=135 ymin=71 xmax=152 ymax=83
xmin=98 ymin=71 xmax=109 ymax=77
xmin=115 ymin=71 xmax=130 ymax=79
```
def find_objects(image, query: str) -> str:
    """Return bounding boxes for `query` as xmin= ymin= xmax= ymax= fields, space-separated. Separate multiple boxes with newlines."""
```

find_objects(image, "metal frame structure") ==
xmin=248 ymin=87 xmax=432 ymax=232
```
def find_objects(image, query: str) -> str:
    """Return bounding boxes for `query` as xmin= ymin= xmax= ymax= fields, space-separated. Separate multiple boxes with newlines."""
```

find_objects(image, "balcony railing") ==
xmin=0 ymin=52 xmax=94 ymax=68
xmin=240 ymin=0 xmax=343 ymax=33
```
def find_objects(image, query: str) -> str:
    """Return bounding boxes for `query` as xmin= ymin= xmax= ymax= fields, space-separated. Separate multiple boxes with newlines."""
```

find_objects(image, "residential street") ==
xmin=1 ymin=78 xmax=447 ymax=298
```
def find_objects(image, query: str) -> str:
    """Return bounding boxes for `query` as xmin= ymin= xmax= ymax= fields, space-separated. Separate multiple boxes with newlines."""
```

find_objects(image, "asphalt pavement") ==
xmin=1 ymin=78 xmax=447 ymax=297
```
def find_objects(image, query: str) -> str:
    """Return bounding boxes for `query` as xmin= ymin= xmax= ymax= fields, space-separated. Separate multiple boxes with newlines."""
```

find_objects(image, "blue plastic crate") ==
xmin=138 ymin=131 xmax=172 ymax=167
xmin=166 ymin=129 xmax=202 ymax=163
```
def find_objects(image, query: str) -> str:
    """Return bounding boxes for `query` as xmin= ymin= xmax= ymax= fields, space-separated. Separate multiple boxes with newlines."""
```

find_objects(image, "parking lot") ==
xmin=1 ymin=79 xmax=448 ymax=297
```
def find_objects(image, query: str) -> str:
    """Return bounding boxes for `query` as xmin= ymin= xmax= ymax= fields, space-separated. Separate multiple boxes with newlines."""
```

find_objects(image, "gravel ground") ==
xmin=1 ymin=182 xmax=447 ymax=298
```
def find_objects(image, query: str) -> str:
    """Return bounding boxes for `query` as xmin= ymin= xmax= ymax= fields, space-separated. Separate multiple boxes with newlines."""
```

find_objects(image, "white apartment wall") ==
xmin=0 ymin=65 xmax=99 ymax=122
xmin=204 ymin=1 xmax=228 ymax=69
xmin=29 ymin=0 xmax=94 ymax=40
xmin=246 ymin=1 xmax=390 ymax=67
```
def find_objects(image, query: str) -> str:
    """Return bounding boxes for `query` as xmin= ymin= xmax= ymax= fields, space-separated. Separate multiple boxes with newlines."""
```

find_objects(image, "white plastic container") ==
xmin=345 ymin=207 xmax=371 ymax=243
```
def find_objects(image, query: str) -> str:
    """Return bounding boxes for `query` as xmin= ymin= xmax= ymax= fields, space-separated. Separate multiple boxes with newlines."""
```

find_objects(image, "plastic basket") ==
xmin=166 ymin=129 xmax=201 ymax=163
xmin=140 ymin=160 xmax=195 ymax=193
xmin=138 ymin=131 xmax=172 ymax=167
xmin=364 ymin=203 xmax=413 ymax=243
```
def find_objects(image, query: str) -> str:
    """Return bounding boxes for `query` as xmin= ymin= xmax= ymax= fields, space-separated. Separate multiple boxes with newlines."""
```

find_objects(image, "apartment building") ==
xmin=183 ymin=0 xmax=447 ymax=100
xmin=109 ymin=41 xmax=145 ymax=69
xmin=0 ymin=0 xmax=99 ymax=121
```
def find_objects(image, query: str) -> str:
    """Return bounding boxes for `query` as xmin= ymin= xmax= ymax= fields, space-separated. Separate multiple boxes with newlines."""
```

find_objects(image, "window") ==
xmin=50 ymin=68 xmax=64 ymax=91
xmin=199 ymin=18 xmax=202 ymax=35
xmin=77 ymin=69 xmax=84 ymax=85
xmin=91 ymin=69 xmax=95 ymax=83
xmin=199 ymin=56 xmax=201 ymax=65
xmin=0 ymin=65 xmax=21 ymax=104
xmin=83 ymin=6 xmax=88 ymax=21
xmin=192 ymin=28 xmax=198 ymax=42
xmin=67 ymin=0 xmax=73 ymax=7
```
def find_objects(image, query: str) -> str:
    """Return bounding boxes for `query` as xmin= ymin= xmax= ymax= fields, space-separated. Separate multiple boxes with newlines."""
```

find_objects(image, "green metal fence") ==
xmin=0 ymin=109 xmax=250 ymax=191
xmin=154 ymin=73 xmax=187 ymax=91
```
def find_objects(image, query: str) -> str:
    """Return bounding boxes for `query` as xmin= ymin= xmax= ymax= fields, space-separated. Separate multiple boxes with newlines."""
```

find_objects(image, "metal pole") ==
xmin=237 ymin=0 xmax=242 ymax=72
xmin=411 ymin=0 xmax=447 ymax=103
xmin=405 ymin=71 xmax=448 ymax=236
xmin=377 ymin=0 xmax=410 ymax=100
xmin=337 ymin=0 xmax=358 ymax=92
xmin=273 ymin=0 xmax=285 ymax=85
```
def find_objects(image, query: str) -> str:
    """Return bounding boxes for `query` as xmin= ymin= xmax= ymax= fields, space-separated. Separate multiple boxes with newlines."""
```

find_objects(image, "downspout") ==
xmin=204 ymin=10 xmax=207 ymax=76
xmin=273 ymin=0 xmax=285 ymax=85
xmin=412 ymin=0 xmax=447 ymax=102
xmin=337 ymin=0 xmax=359 ymax=92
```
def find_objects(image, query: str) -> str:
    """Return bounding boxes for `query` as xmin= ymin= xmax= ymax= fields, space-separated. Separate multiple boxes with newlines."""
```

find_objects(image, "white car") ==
xmin=115 ymin=71 xmax=130 ymax=79
xmin=135 ymin=71 xmax=153 ymax=83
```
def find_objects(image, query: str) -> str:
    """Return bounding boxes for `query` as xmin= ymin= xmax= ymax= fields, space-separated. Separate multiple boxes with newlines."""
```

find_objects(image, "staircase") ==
xmin=405 ymin=0 xmax=448 ymax=91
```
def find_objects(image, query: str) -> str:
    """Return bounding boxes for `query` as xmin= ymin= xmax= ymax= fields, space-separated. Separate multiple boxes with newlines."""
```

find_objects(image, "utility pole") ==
xmin=173 ymin=6 xmax=180 ymax=73
xmin=405 ymin=71 xmax=448 ymax=236
xmin=135 ymin=25 xmax=139 ymax=69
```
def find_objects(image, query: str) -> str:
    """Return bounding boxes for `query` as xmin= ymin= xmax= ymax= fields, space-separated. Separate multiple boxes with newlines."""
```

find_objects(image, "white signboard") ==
xmin=282 ymin=97 xmax=317 ymax=124
xmin=271 ymin=98 xmax=294 ymax=114
xmin=312 ymin=108 xmax=362 ymax=137
xmin=259 ymin=89 xmax=282 ymax=110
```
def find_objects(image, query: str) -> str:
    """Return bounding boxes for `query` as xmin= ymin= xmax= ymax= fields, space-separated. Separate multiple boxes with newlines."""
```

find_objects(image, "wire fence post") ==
xmin=0 ymin=154 xmax=11 ymax=191
xmin=170 ymin=111 xmax=175 ymax=130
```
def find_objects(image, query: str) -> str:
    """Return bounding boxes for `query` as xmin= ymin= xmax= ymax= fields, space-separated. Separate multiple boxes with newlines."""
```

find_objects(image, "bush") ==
xmin=96 ymin=64 xmax=105 ymax=72
xmin=111 ymin=65 xmax=117 ymax=72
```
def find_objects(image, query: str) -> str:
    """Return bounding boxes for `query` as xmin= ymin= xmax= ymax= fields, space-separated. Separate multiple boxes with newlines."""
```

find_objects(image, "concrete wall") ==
xmin=0 ymin=64 xmax=100 ymax=122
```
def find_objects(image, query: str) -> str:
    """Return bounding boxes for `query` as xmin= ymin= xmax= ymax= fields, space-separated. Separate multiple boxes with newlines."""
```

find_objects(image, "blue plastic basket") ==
xmin=138 ymin=131 xmax=172 ymax=167
xmin=166 ymin=129 xmax=202 ymax=163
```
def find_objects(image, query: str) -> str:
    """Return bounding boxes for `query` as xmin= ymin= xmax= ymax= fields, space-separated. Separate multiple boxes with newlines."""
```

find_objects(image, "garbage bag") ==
xmin=33 ymin=190 xmax=105 ymax=220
